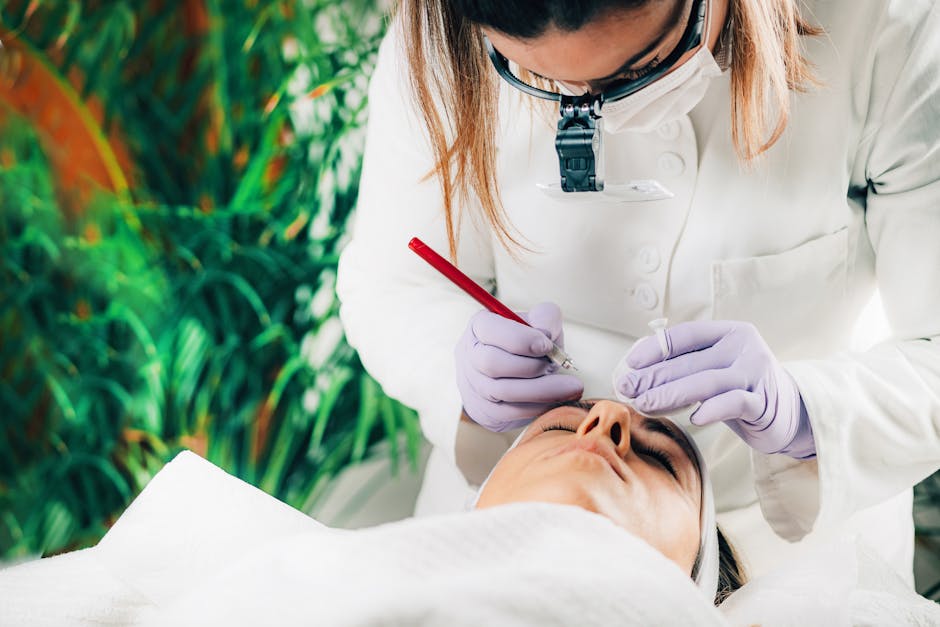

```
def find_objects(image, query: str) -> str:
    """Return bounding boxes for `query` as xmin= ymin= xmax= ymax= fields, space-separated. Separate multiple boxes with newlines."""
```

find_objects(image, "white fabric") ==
xmin=685 ymin=417 xmax=720 ymax=601
xmin=601 ymin=46 xmax=722 ymax=135
xmin=93 ymin=450 xmax=317 ymax=607
xmin=336 ymin=0 xmax=940 ymax=577
xmin=716 ymin=489 xmax=915 ymax=590
xmin=0 ymin=452 xmax=725 ymax=626
xmin=0 ymin=549 xmax=152 ymax=626
xmin=3 ymin=452 xmax=935 ymax=626
xmin=141 ymin=457 xmax=723 ymax=626
xmin=0 ymin=453 xmax=940 ymax=627
xmin=720 ymin=534 xmax=940 ymax=626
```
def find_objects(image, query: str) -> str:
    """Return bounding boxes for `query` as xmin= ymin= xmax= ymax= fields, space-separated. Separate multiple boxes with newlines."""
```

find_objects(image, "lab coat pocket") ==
xmin=711 ymin=228 xmax=849 ymax=360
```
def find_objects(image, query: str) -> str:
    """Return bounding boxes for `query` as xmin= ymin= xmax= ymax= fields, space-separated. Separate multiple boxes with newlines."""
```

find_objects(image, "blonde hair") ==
xmin=398 ymin=0 xmax=822 ymax=259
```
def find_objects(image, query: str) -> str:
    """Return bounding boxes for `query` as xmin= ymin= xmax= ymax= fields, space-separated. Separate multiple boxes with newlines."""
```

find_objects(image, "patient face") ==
xmin=476 ymin=400 xmax=702 ymax=573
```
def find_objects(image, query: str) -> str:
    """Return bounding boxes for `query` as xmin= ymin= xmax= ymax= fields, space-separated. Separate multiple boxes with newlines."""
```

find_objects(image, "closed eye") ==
xmin=541 ymin=423 xmax=577 ymax=434
xmin=616 ymin=56 xmax=661 ymax=81
xmin=540 ymin=423 xmax=679 ymax=478
xmin=635 ymin=443 xmax=678 ymax=478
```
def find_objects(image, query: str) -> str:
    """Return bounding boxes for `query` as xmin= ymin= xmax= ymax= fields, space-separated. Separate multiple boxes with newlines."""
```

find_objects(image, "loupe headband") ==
xmin=483 ymin=0 xmax=708 ymax=107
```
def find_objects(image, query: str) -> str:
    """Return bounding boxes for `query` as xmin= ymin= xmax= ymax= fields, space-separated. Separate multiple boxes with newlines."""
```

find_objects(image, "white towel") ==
xmin=3 ymin=451 xmax=937 ymax=626
xmin=719 ymin=533 xmax=940 ymax=626
xmin=120 ymin=454 xmax=722 ymax=626
xmin=94 ymin=450 xmax=317 ymax=607
xmin=0 ymin=548 xmax=152 ymax=626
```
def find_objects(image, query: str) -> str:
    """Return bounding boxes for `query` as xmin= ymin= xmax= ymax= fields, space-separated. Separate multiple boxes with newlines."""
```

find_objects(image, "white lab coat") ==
xmin=337 ymin=0 xmax=940 ymax=578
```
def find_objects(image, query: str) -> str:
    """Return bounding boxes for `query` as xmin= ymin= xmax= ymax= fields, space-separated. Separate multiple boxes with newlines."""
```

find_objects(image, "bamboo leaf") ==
xmin=351 ymin=375 xmax=380 ymax=463
xmin=308 ymin=366 xmax=354 ymax=455
xmin=249 ymin=323 xmax=291 ymax=351
xmin=398 ymin=402 xmax=423 ymax=472
xmin=44 ymin=372 xmax=77 ymax=424
xmin=229 ymin=109 xmax=287 ymax=208
xmin=192 ymin=270 xmax=272 ymax=327
xmin=267 ymin=356 xmax=310 ymax=411
xmin=104 ymin=302 xmax=159 ymax=359
xmin=379 ymin=395 xmax=400 ymax=476
xmin=56 ymin=2 xmax=83 ymax=49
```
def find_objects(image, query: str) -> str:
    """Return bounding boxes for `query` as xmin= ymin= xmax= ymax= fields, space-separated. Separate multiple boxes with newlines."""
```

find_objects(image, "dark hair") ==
xmin=688 ymin=525 xmax=746 ymax=605
xmin=448 ymin=0 xmax=645 ymax=38
xmin=715 ymin=527 xmax=746 ymax=604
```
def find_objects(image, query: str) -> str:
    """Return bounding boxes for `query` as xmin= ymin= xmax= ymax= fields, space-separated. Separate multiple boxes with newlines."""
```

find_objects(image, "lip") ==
xmin=555 ymin=440 xmax=627 ymax=482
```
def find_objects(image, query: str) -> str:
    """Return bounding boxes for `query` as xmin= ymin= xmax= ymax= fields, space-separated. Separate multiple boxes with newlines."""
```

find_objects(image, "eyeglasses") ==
xmin=484 ymin=0 xmax=708 ymax=106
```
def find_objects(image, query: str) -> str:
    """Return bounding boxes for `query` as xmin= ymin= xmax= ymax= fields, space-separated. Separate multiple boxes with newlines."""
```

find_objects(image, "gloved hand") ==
xmin=615 ymin=320 xmax=816 ymax=459
xmin=456 ymin=302 xmax=584 ymax=432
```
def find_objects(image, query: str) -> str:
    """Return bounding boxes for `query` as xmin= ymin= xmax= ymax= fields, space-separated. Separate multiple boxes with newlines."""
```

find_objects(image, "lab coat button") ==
xmin=633 ymin=283 xmax=659 ymax=310
xmin=657 ymin=152 xmax=686 ymax=176
xmin=637 ymin=246 xmax=661 ymax=273
xmin=657 ymin=121 xmax=681 ymax=141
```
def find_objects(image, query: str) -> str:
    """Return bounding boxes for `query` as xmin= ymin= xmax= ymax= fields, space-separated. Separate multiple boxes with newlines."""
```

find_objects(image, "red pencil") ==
xmin=408 ymin=237 xmax=577 ymax=371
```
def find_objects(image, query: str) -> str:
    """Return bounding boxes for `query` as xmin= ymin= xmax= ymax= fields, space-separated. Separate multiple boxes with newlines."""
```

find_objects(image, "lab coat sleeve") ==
xmin=754 ymin=1 xmax=940 ymax=541
xmin=336 ymin=24 xmax=496 ymax=465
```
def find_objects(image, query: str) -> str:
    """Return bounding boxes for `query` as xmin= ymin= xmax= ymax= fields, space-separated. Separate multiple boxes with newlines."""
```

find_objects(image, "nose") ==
xmin=576 ymin=401 xmax=633 ymax=456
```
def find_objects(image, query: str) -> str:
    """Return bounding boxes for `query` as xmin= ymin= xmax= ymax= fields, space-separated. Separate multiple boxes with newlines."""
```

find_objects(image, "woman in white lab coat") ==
xmin=337 ymin=0 xmax=940 ymax=579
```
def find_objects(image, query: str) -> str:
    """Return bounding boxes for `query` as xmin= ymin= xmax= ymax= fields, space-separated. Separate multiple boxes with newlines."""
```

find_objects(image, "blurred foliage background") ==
xmin=0 ymin=0 xmax=422 ymax=560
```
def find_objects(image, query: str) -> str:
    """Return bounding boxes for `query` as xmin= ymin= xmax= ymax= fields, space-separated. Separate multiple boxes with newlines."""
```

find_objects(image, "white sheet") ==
xmin=720 ymin=534 xmax=940 ymax=626
xmin=1 ymin=451 xmax=936 ymax=626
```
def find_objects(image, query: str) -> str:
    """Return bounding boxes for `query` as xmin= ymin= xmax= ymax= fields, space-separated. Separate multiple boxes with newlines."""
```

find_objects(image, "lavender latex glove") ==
xmin=615 ymin=320 xmax=816 ymax=459
xmin=456 ymin=302 xmax=584 ymax=432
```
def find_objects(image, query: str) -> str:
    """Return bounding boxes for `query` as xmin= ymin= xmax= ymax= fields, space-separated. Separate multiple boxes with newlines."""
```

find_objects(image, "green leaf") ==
xmin=45 ymin=373 xmax=77 ymax=424
xmin=399 ymin=402 xmax=423 ymax=472
xmin=191 ymin=270 xmax=272 ymax=327
xmin=308 ymin=366 xmax=355 ymax=456
xmin=267 ymin=356 xmax=310 ymax=412
xmin=351 ymin=375 xmax=380 ymax=463
xmin=0 ymin=0 xmax=397 ymax=560
xmin=379 ymin=395 xmax=400 ymax=476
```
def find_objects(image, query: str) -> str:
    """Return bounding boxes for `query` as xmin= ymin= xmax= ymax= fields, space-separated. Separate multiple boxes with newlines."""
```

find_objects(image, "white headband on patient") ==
xmin=470 ymin=414 xmax=720 ymax=602
xmin=680 ymin=418 xmax=719 ymax=601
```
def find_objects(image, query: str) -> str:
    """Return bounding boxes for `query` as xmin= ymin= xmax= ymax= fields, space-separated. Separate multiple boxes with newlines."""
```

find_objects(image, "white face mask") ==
xmin=600 ymin=46 xmax=722 ymax=135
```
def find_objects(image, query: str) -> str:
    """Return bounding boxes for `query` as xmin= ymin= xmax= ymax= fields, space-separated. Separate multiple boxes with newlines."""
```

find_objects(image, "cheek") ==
xmin=648 ymin=490 xmax=701 ymax=572
xmin=480 ymin=449 xmax=630 ymax=512
xmin=475 ymin=441 xmax=559 ymax=507
xmin=604 ymin=472 xmax=700 ymax=573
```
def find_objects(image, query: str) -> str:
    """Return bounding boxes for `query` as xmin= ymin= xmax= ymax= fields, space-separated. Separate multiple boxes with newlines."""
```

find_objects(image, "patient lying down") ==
xmin=476 ymin=398 xmax=742 ymax=602
xmin=1 ymin=401 xmax=935 ymax=626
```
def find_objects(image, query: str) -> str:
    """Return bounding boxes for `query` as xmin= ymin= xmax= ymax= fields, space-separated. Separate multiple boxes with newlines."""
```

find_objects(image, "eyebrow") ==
xmin=555 ymin=399 xmax=599 ymax=411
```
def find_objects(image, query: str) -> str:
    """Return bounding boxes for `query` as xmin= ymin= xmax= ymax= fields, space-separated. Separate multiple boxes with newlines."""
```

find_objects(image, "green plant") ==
xmin=0 ymin=0 xmax=420 ymax=560
xmin=0 ymin=115 xmax=162 ymax=554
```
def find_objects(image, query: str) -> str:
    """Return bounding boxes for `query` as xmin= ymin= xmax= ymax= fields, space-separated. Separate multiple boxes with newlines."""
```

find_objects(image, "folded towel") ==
xmin=4 ymin=451 xmax=936 ymax=626
xmin=94 ymin=450 xmax=317 ymax=607
xmin=128 ymin=454 xmax=720 ymax=626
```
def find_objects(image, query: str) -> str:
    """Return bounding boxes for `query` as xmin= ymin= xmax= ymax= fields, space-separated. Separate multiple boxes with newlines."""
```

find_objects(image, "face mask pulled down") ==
xmin=600 ymin=47 xmax=722 ymax=134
